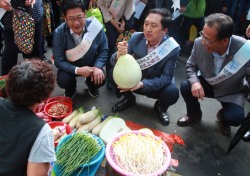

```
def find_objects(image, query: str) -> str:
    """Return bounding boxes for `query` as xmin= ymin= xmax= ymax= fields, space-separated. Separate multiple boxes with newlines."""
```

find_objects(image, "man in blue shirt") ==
xmin=53 ymin=0 xmax=108 ymax=98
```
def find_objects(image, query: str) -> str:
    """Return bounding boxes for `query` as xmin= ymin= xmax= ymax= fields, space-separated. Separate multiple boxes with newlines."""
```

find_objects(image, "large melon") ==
xmin=113 ymin=54 xmax=142 ymax=89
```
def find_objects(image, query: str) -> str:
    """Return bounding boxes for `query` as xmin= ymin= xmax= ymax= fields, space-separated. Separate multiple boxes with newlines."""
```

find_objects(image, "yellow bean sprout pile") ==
xmin=112 ymin=133 xmax=166 ymax=175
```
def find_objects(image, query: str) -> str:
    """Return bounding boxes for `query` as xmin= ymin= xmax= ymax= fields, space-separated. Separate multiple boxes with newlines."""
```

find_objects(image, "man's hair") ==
xmin=205 ymin=13 xmax=234 ymax=40
xmin=6 ymin=59 xmax=55 ymax=107
xmin=61 ymin=0 xmax=86 ymax=16
xmin=147 ymin=8 xmax=172 ymax=29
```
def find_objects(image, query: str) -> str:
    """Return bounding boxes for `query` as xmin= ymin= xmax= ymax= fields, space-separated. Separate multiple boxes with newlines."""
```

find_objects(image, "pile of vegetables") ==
xmin=62 ymin=107 xmax=132 ymax=144
xmin=63 ymin=107 xmax=103 ymax=132
xmin=56 ymin=133 xmax=102 ymax=176
xmin=112 ymin=133 xmax=167 ymax=175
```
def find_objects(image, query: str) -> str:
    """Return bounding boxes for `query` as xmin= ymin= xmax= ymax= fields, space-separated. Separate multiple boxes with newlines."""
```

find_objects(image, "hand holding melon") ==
xmin=113 ymin=54 xmax=142 ymax=89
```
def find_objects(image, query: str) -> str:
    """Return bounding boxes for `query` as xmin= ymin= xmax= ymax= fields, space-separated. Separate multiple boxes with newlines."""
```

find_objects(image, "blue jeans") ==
xmin=1 ymin=19 xmax=43 ymax=75
xmin=225 ymin=0 xmax=245 ymax=33
xmin=180 ymin=77 xmax=245 ymax=126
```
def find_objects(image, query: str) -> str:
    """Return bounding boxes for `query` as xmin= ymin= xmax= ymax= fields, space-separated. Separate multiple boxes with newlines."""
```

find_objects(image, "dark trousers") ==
xmin=1 ymin=20 xmax=43 ymax=75
xmin=177 ymin=15 xmax=204 ymax=46
xmin=57 ymin=69 xmax=106 ymax=93
xmin=110 ymin=69 xmax=179 ymax=111
xmin=180 ymin=77 xmax=245 ymax=126
xmin=0 ymin=30 xmax=3 ymax=49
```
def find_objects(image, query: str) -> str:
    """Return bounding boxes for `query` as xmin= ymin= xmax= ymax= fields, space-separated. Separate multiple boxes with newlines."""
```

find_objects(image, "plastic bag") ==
xmin=189 ymin=25 xmax=197 ymax=42
xmin=86 ymin=8 xmax=105 ymax=30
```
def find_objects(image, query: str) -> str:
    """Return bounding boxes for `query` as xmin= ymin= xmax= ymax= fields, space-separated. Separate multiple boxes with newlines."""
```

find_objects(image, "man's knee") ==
xmin=57 ymin=71 xmax=76 ymax=89
xmin=180 ymin=80 xmax=191 ymax=95
xmin=223 ymin=109 xmax=245 ymax=126
xmin=162 ymin=85 xmax=179 ymax=105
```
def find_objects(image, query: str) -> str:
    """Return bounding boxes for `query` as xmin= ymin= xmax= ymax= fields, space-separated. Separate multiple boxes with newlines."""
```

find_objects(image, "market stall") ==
xmin=33 ymin=96 xmax=184 ymax=176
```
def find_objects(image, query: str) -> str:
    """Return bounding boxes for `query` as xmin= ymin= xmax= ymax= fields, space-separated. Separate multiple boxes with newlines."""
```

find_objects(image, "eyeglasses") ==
xmin=199 ymin=31 xmax=217 ymax=45
xmin=66 ymin=14 xmax=85 ymax=24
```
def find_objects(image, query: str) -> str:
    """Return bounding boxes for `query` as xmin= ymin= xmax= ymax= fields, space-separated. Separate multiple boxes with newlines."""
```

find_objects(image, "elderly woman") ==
xmin=0 ymin=59 xmax=56 ymax=175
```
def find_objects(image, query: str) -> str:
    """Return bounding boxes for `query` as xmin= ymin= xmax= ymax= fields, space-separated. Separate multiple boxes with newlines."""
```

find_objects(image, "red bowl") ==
xmin=34 ymin=101 xmax=47 ymax=113
xmin=46 ymin=96 xmax=73 ymax=105
xmin=44 ymin=101 xmax=73 ymax=119
xmin=48 ymin=121 xmax=72 ymax=147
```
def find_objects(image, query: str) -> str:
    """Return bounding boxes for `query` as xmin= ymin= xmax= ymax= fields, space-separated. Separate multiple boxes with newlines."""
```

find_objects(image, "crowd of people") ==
xmin=0 ymin=0 xmax=250 ymax=175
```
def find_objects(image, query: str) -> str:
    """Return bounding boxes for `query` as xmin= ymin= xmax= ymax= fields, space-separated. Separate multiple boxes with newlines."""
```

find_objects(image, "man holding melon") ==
xmin=52 ymin=0 xmax=108 ymax=99
xmin=110 ymin=8 xmax=181 ymax=126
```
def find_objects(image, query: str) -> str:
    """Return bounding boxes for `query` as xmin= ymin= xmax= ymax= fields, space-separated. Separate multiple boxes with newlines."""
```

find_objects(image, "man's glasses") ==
xmin=199 ymin=31 xmax=217 ymax=45
xmin=66 ymin=14 xmax=85 ymax=24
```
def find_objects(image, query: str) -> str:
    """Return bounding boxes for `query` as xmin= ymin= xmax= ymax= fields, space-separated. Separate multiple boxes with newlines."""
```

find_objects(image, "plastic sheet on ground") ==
xmin=125 ymin=120 xmax=185 ymax=152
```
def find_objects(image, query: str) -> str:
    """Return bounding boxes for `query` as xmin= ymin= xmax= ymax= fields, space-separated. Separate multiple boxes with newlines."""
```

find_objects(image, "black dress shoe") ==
xmin=177 ymin=113 xmax=202 ymax=126
xmin=112 ymin=96 xmax=136 ymax=112
xmin=242 ymin=131 xmax=250 ymax=142
xmin=153 ymin=102 xmax=170 ymax=126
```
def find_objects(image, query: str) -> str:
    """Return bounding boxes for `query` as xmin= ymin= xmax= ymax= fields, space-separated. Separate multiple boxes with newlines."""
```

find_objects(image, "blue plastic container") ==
xmin=53 ymin=133 xmax=105 ymax=176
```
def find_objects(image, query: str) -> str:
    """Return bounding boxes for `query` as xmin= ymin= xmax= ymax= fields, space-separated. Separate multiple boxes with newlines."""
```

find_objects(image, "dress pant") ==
xmin=57 ymin=69 xmax=106 ymax=93
xmin=1 ymin=19 xmax=43 ymax=75
xmin=180 ymin=76 xmax=245 ymax=126
xmin=110 ymin=69 xmax=179 ymax=111
xmin=177 ymin=15 xmax=204 ymax=46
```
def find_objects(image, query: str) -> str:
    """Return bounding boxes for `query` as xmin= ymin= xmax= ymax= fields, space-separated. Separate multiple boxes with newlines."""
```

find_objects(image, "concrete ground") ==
xmin=3 ymin=47 xmax=250 ymax=176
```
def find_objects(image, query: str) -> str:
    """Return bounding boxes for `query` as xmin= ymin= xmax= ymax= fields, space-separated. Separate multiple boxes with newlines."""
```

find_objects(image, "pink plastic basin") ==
xmin=106 ymin=131 xmax=171 ymax=176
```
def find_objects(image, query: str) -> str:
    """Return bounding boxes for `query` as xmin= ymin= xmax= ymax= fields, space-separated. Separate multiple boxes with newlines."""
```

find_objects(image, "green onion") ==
xmin=55 ymin=133 xmax=102 ymax=176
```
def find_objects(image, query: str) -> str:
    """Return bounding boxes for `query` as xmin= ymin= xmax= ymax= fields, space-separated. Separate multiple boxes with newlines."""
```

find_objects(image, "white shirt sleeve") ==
xmin=28 ymin=123 xmax=56 ymax=163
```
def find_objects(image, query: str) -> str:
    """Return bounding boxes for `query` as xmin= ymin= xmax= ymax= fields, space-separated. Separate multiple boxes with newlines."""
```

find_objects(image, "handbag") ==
xmin=12 ymin=8 xmax=35 ymax=54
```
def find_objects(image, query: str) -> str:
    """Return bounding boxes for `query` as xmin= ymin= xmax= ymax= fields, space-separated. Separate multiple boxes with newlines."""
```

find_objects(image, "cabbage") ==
xmin=113 ymin=54 xmax=142 ymax=89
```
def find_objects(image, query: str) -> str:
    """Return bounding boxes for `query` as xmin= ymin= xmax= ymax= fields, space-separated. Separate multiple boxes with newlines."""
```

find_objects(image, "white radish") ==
xmin=78 ymin=109 xmax=101 ymax=124
xmin=68 ymin=108 xmax=84 ymax=128
xmin=62 ymin=110 xmax=78 ymax=123
xmin=76 ymin=119 xmax=82 ymax=129
xmin=92 ymin=115 xmax=117 ymax=136
xmin=77 ymin=115 xmax=102 ymax=133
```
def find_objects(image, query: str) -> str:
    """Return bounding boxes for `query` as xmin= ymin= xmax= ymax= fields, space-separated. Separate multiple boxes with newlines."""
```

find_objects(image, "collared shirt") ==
xmin=146 ymin=40 xmax=161 ymax=54
xmin=70 ymin=28 xmax=84 ymax=46
xmin=212 ymin=38 xmax=231 ymax=76
xmin=70 ymin=28 xmax=84 ymax=74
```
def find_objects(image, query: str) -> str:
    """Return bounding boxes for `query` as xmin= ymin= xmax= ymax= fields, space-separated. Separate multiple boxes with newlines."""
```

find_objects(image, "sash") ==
xmin=205 ymin=41 xmax=250 ymax=85
xmin=108 ymin=0 xmax=126 ymax=19
xmin=65 ymin=17 xmax=103 ymax=62
xmin=136 ymin=37 xmax=179 ymax=70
